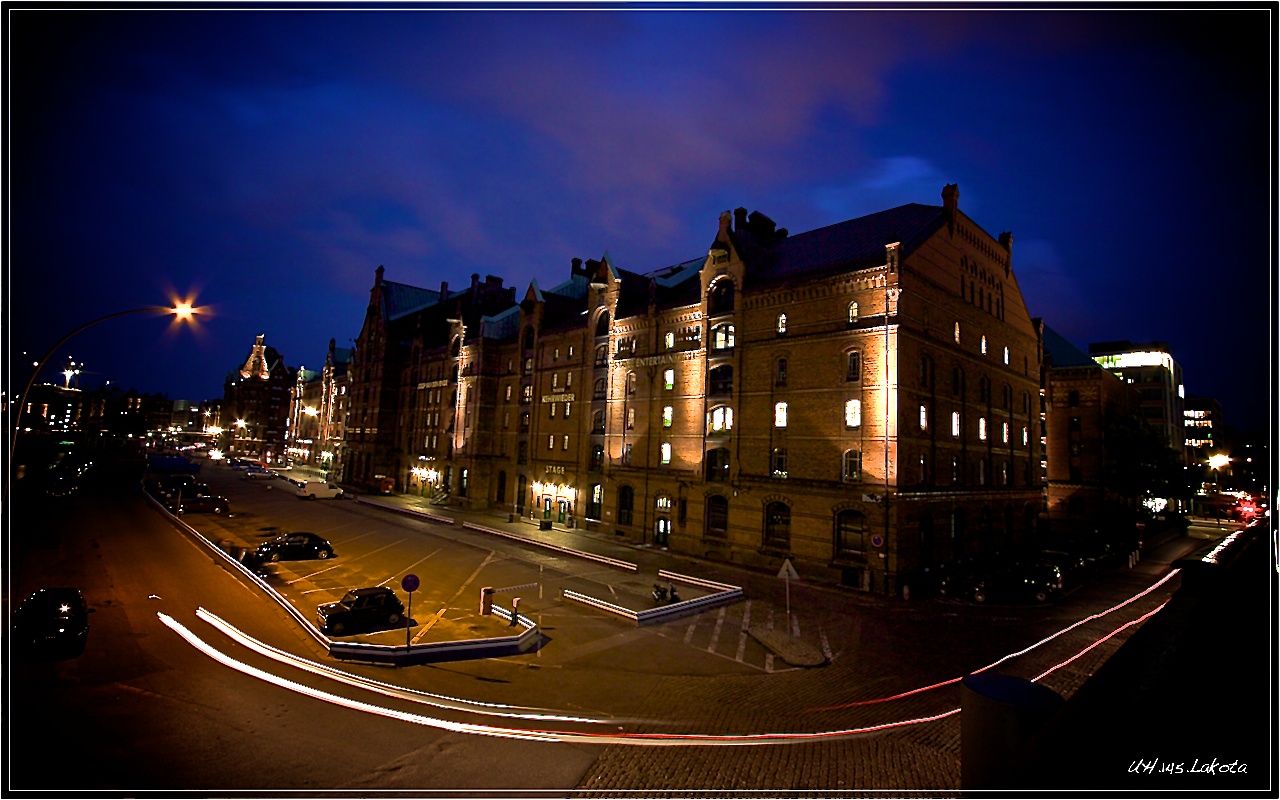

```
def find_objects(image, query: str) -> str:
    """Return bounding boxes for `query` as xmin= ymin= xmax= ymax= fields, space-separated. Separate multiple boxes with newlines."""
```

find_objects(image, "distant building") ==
xmin=288 ymin=338 xmax=351 ymax=475
xmin=342 ymin=185 xmax=1044 ymax=596
xmin=1183 ymin=395 xmax=1223 ymax=459
xmin=1088 ymin=340 xmax=1186 ymax=462
xmin=1038 ymin=323 xmax=1141 ymax=525
xmin=222 ymin=334 xmax=293 ymax=464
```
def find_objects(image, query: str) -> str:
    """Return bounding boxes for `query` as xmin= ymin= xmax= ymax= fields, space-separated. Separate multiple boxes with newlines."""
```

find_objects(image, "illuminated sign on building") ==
xmin=1093 ymin=350 xmax=1174 ymax=374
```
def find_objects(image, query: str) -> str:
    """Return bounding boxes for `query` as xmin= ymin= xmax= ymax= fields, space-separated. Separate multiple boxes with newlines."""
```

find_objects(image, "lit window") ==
xmin=553 ymin=348 xmax=560 ymax=361
xmin=954 ymin=322 xmax=961 ymax=344
xmin=566 ymin=372 xmax=572 ymax=388
xmin=568 ymin=346 xmax=574 ymax=357
xmin=522 ymin=385 xmax=533 ymax=403
xmin=564 ymin=402 xmax=572 ymax=418
xmin=664 ymin=331 xmax=675 ymax=350
xmin=661 ymin=442 xmax=672 ymax=464
xmin=549 ymin=402 xmax=557 ymax=419
xmin=664 ymin=369 xmax=674 ymax=390
xmin=627 ymin=408 xmax=635 ymax=429
xmin=848 ymin=302 xmax=859 ymax=323
xmin=951 ymin=411 xmax=961 ymax=437
xmin=548 ymin=435 xmax=555 ymax=450
xmin=842 ymin=449 xmax=862 ymax=481
xmin=563 ymin=435 xmax=570 ymax=450
xmin=663 ymin=406 xmax=673 ymax=427
xmin=919 ymin=405 xmax=928 ymax=430
xmin=775 ymin=402 xmax=788 ymax=428
xmin=771 ymin=448 xmax=787 ymax=478
xmin=979 ymin=417 xmax=988 ymax=441
xmin=1003 ymin=346 xmax=1010 ymax=365
xmin=708 ymin=405 xmax=734 ymax=432
xmin=713 ymin=324 xmax=736 ymax=350
xmin=505 ymin=385 xmax=512 ymax=402
xmin=552 ymin=373 xmax=559 ymax=389
xmin=1022 ymin=426 xmax=1029 ymax=446
xmin=845 ymin=399 xmax=861 ymax=428
xmin=981 ymin=335 xmax=988 ymax=355
xmin=776 ymin=313 xmax=787 ymax=334
xmin=1002 ymin=422 xmax=1009 ymax=443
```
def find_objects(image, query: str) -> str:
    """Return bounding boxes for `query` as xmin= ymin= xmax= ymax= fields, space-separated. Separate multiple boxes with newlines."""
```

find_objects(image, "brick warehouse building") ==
xmin=342 ymin=185 xmax=1043 ymax=595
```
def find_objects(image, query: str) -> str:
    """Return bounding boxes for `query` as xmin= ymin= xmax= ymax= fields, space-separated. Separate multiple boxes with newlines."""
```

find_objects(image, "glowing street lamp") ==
xmin=10 ymin=300 xmax=200 ymax=462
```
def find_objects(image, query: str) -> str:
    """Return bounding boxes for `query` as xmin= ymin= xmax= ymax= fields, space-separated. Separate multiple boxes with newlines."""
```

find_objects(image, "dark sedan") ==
xmin=255 ymin=532 xmax=335 ymax=563
xmin=166 ymin=495 xmax=230 ymax=515
xmin=11 ymin=588 xmax=92 ymax=659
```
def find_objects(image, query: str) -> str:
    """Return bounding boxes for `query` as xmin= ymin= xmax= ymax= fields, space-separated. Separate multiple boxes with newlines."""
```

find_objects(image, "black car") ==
xmin=11 ymin=588 xmax=92 ymax=659
xmin=256 ymin=532 xmax=334 ymax=563
xmin=166 ymin=495 xmax=230 ymax=515
xmin=969 ymin=562 xmax=1062 ymax=604
xmin=149 ymin=476 xmax=211 ymax=500
xmin=317 ymin=587 xmax=405 ymax=636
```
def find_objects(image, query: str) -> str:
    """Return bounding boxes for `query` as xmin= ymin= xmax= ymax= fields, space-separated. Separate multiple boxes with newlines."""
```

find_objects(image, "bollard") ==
xmin=510 ymin=597 xmax=521 ymax=626
xmin=479 ymin=586 xmax=494 ymax=616
xmin=961 ymin=672 xmax=1064 ymax=789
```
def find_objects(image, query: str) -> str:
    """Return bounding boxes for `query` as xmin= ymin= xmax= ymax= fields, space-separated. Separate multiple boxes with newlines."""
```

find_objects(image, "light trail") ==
xmin=162 ymin=612 xmax=960 ymax=746
xmin=805 ymin=567 xmax=1182 ymax=713
xmin=194 ymin=607 xmax=610 ymax=724
xmin=1031 ymin=600 xmax=1169 ymax=684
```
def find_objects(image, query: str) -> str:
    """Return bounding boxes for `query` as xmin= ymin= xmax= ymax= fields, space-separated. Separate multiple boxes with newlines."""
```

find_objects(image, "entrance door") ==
xmin=654 ymin=517 xmax=672 ymax=547
xmin=556 ymin=500 xmax=568 ymax=524
xmin=543 ymin=497 xmax=553 ymax=520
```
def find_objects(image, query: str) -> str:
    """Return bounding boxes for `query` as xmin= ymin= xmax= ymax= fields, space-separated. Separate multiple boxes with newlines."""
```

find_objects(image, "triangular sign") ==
xmin=777 ymin=558 xmax=800 ymax=581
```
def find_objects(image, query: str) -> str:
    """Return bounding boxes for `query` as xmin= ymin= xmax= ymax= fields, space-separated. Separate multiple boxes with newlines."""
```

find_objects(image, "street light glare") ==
xmin=173 ymin=301 xmax=194 ymax=319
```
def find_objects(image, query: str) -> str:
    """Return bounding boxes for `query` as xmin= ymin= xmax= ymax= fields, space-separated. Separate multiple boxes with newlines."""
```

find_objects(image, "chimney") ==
xmin=942 ymin=184 xmax=959 ymax=215
xmin=375 ymin=265 xmax=385 ymax=286
xmin=440 ymin=281 xmax=448 ymax=297
xmin=572 ymin=257 xmax=584 ymax=274
xmin=471 ymin=273 xmax=481 ymax=298
xmin=734 ymin=207 xmax=748 ymax=233
xmin=748 ymin=211 xmax=776 ymax=240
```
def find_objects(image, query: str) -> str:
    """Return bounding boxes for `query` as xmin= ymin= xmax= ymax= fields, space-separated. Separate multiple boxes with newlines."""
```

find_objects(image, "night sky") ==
xmin=7 ymin=5 xmax=1273 ymax=432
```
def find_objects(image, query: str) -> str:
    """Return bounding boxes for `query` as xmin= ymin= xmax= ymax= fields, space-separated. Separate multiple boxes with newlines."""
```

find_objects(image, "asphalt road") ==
xmin=6 ymin=456 xmax=1251 ymax=795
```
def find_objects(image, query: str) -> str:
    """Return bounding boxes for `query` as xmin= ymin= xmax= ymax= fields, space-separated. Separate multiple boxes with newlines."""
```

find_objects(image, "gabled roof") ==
xmin=744 ymin=203 xmax=947 ymax=290
xmin=1042 ymin=325 xmax=1099 ymax=369
xmin=383 ymin=281 xmax=441 ymax=321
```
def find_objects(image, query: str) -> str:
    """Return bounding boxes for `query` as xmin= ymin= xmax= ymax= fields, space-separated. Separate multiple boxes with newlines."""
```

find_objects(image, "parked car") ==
xmin=317 ymin=587 xmax=405 ymax=636
xmin=244 ymin=466 xmax=277 ymax=480
xmin=255 ymin=532 xmax=334 ymax=562
xmin=166 ymin=495 xmax=230 ymax=515
xmin=11 ymin=588 xmax=92 ymax=659
xmin=230 ymin=459 xmax=266 ymax=470
xmin=968 ymin=562 xmax=1062 ymax=604
xmin=296 ymin=480 xmax=343 ymax=500
xmin=148 ymin=476 xmax=211 ymax=500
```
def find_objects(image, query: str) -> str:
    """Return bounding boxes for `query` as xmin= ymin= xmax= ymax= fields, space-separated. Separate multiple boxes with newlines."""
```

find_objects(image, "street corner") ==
xmin=746 ymin=625 xmax=828 ymax=668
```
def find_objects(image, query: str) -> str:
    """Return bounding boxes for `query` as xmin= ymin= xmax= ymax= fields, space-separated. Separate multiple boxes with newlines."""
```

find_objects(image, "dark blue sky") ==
xmin=8 ymin=4 xmax=1273 ymax=431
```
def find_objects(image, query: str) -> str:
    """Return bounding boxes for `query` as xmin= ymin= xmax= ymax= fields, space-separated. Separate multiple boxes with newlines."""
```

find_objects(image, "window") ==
xmin=568 ymin=346 xmax=574 ymax=358
xmin=618 ymin=486 xmax=634 ymax=525
xmin=1003 ymin=346 xmax=1010 ymax=365
xmin=524 ymin=357 xmax=533 ymax=374
xmin=954 ymin=322 xmax=961 ymax=344
xmin=713 ymin=324 xmax=736 ymax=350
xmin=589 ymin=444 xmax=604 ymax=471
xmin=708 ymin=279 xmax=735 ymax=316
xmin=548 ymin=435 xmax=555 ymax=450
xmin=517 ymin=441 xmax=527 ymax=465
xmin=459 ymin=468 xmax=469 ymax=497
xmin=564 ymin=402 xmax=572 ymax=419
xmin=626 ymin=373 xmax=636 ymax=396
xmin=776 ymin=313 xmax=787 ymax=334
xmin=503 ymin=411 xmax=510 ymax=430
xmin=709 ymin=365 xmax=732 ymax=395
xmin=842 ymin=449 xmax=862 ymax=481
xmin=848 ymin=301 xmax=859 ymax=323
xmin=951 ymin=455 xmax=961 ymax=483
xmin=661 ymin=442 xmax=672 ymax=464
xmin=522 ymin=385 xmax=533 ymax=403
xmin=504 ymin=385 xmax=512 ymax=402
xmin=845 ymin=399 xmax=862 ymax=428
xmin=664 ymin=369 xmax=675 ymax=391
xmin=626 ymin=408 xmax=635 ymax=429
xmin=587 ymin=483 xmax=603 ymax=519
xmin=981 ymin=335 xmax=988 ymax=355
xmin=774 ymin=402 xmax=788 ymax=428
xmin=664 ymin=331 xmax=675 ymax=350
xmin=708 ymin=405 xmax=733 ymax=432
xmin=775 ymin=358 xmax=788 ymax=386
xmin=771 ymin=447 xmax=788 ymax=478
xmin=919 ymin=404 xmax=928 ymax=430
xmin=553 ymin=348 xmax=560 ymax=361
xmin=549 ymin=402 xmax=557 ymax=419
xmin=706 ymin=495 xmax=729 ymax=537
xmin=593 ymin=378 xmax=607 ymax=400
xmin=552 ymin=373 xmax=559 ymax=389
xmin=621 ymin=442 xmax=633 ymax=465
xmin=979 ymin=417 xmax=988 ymax=441
xmin=1069 ymin=416 xmax=1081 ymax=432
xmin=846 ymin=351 xmax=861 ymax=382
xmin=835 ymin=510 xmax=867 ymax=556
xmin=656 ymin=495 xmax=672 ymax=510
xmin=1068 ymin=390 xmax=1080 ymax=407
xmin=594 ymin=345 xmax=608 ymax=366
xmin=591 ymin=409 xmax=605 ymax=434
xmin=1002 ymin=422 xmax=1009 ymax=444
xmin=764 ymin=502 xmax=791 ymax=547
xmin=706 ymin=448 xmax=730 ymax=482
xmin=562 ymin=435 xmax=570 ymax=450
xmin=662 ymin=406 xmax=673 ymax=427
xmin=951 ymin=411 xmax=961 ymax=437
xmin=1022 ymin=426 xmax=1029 ymax=446
xmin=920 ymin=354 xmax=934 ymax=389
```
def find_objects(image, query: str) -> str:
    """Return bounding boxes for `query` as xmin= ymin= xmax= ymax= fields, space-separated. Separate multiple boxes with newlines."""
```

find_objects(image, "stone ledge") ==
xmin=747 ymin=625 xmax=828 ymax=667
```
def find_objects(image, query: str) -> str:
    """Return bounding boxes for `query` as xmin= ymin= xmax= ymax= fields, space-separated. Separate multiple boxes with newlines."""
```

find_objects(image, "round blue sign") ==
xmin=871 ymin=534 xmax=884 ymax=548
xmin=402 ymin=574 xmax=420 ymax=593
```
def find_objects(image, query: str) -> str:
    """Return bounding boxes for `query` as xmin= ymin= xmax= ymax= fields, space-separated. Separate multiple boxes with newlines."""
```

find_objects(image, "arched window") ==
xmin=592 ymin=377 xmax=607 ymax=400
xmin=595 ymin=312 xmax=610 ymax=337
xmin=708 ymin=405 xmax=734 ymax=432
xmin=835 ymin=510 xmax=867 ymax=557
xmin=775 ymin=358 xmax=788 ymax=386
xmin=589 ymin=444 xmax=604 ymax=471
xmin=495 ymin=471 xmax=507 ymax=503
xmin=591 ymin=409 xmax=605 ymax=434
xmin=712 ymin=323 xmax=736 ymax=350
xmin=770 ymin=448 xmax=787 ymax=478
xmin=708 ymin=279 xmax=735 ymax=316
xmin=626 ymin=372 xmax=636 ymax=396
xmin=842 ymin=449 xmax=862 ymax=481
xmin=848 ymin=301 xmax=859 ymax=323
xmin=764 ymin=502 xmax=791 ymax=547
xmin=846 ymin=351 xmax=861 ymax=382
xmin=664 ymin=331 xmax=675 ymax=350
xmin=617 ymin=486 xmax=634 ymax=526
xmin=450 ymin=336 xmax=461 ymax=357
xmin=522 ymin=327 xmax=535 ymax=350
xmin=594 ymin=344 xmax=607 ymax=366
xmin=776 ymin=313 xmax=788 ymax=334
xmin=706 ymin=495 xmax=729 ymax=537
xmin=709 ymin=364 xmax=733 ymax=395
xmin=706 ymin=447 xmax=730 ymax=482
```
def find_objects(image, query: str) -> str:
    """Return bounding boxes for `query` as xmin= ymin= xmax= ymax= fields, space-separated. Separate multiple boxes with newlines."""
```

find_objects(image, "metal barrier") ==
xmin=462 ymin=522 xmax=639 ymax=571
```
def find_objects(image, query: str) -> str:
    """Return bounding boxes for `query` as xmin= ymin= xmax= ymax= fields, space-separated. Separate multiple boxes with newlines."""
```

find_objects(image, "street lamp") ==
xmin=10 ymin=301 xmax=199 ymax=462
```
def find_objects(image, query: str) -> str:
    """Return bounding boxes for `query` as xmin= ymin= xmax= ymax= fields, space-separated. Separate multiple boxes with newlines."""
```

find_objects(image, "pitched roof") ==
xmin=743 ymin=203 xmax=947 ymax=290
xmin=383 ymin=281 xmax=441 ymax=321
xmin=1042 ymin=325 xmax=1099 ymax=369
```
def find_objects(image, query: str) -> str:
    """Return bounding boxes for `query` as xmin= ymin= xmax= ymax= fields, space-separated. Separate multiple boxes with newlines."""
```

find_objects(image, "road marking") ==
xmin=411 ymin=608 xmax=448 ymax=644
xmin=289 ymin=563 xmax=342 ymax=584
xmin=447 ymin=552 xmax=497 ymax=603
xmin=398 ymin=545 xmax=445 ymax=577
xmin=707 ymin=607 xmax=726 ymax=653
xmin=683 ymin=619 xmax=697 ymax=645
xmin=791 ymin=614 xmax=801 ymax=638
xmin=735 ymin=600 xmax=752 ymax=662
xmin=820 ymin=629 xmax=833 ymax=661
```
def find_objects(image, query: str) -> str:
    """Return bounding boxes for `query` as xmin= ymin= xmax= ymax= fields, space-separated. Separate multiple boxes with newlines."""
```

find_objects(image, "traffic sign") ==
xmin=871 ymin=534 xmax=884 ymax=548
xmin=777 ymin=559 xmax=800 ymax=581
xmin=402 ymin=574 xmax=420 ymax=593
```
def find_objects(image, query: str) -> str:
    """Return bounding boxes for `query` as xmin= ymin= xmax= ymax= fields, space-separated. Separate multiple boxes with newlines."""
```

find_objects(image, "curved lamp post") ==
xmin=10 ymin=302 xmax=196 ymax=462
